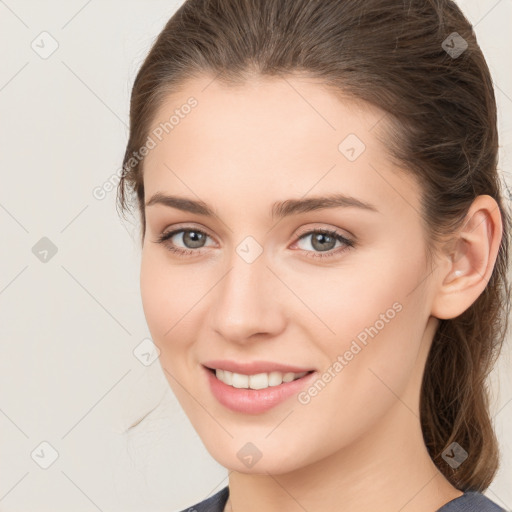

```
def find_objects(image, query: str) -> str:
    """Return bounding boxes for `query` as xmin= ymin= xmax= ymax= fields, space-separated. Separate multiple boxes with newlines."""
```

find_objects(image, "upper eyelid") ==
xmin=160 ymin=221 xmax=354 ymax=238
xmin=161 ymin=224 xmax=216 ymax=244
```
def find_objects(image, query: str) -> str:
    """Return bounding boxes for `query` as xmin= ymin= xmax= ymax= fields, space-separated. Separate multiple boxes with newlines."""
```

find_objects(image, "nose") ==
xmin=209 ymin=248 xmax=287 ymax=344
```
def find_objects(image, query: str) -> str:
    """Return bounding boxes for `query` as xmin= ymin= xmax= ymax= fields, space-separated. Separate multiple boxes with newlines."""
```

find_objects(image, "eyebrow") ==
xmin=145 ymin=192 xmax=379 ymax=219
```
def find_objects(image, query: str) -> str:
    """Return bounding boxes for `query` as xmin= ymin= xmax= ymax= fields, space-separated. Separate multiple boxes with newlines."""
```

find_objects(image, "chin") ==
xmin=198 ymin=435 xmax=314 ymax=476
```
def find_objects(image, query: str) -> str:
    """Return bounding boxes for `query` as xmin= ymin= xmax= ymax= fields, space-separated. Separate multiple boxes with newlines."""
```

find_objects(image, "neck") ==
xmin=226 ymin=410 xmax=461 ymax=512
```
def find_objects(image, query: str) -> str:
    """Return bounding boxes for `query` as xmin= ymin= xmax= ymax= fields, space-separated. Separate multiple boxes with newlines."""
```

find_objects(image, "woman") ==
xmin=117 ymin=0 xmax=510 ymax=510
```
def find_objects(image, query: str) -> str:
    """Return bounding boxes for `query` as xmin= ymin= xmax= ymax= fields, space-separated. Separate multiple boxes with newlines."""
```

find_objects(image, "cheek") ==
xmin=292 ymin=296 xmax=425 ymax=457
xmin=282 ymin=239 xmax=425 ymax=344
xmin=140 ymin=251 xmax=191 ymax=357
xmin=309 ymin=274 xmax=428 ymax=436
xmin=298 ymin=241 xmax=428 ymax=398
xmin=140 ymin=252 xmax=169 ymax=338
xmin=139 ymin=253 xmax=198 ymax=405
xmin=139 ymin=250 xmax=212 ymax=369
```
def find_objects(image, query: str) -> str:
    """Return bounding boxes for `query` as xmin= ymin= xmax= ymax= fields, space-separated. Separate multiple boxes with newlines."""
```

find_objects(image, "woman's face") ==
xmin=140 ymin=74 xmax=442 ymax=474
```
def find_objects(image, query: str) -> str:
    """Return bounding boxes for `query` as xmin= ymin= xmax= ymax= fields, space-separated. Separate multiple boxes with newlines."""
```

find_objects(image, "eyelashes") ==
xmin=154 ymin=226 xmax=355 ymax=260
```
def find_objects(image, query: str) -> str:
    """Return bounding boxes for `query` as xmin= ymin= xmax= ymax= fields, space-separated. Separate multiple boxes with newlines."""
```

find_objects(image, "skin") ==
xmin=139 ymin=74 xmax=502 ymax=512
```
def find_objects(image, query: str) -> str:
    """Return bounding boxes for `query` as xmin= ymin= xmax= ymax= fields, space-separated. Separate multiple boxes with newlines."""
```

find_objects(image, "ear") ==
xmin=431 ymin=195 xmax=503 ymax=320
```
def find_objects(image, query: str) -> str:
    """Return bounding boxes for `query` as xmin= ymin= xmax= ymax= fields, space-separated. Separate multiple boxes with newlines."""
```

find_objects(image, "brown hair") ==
xmin=117 ymin=0 xmax=511 ymax=491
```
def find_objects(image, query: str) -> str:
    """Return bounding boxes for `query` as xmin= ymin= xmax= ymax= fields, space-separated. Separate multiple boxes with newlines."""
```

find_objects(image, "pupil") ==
xmin=313 ymin=233 xmax=335 ymax=251
xmin=185 ymin=231 xmax=205 ymax=248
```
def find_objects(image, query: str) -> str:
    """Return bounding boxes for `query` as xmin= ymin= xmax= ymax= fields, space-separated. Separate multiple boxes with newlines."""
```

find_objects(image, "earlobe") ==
xmin=431 ymin=195 xmax=503 ymax=320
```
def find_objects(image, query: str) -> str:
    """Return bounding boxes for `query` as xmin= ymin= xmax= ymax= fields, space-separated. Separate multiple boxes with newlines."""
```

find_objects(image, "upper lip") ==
xmin=203 ymin=360 xmax=315 ymax=375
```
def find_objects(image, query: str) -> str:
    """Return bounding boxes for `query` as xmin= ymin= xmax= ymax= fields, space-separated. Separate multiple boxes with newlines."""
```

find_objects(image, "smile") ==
xmin=203 ymin=365 xmax=317 ymax=414
xmin=211 ymin=368 xmax=311 ymax=389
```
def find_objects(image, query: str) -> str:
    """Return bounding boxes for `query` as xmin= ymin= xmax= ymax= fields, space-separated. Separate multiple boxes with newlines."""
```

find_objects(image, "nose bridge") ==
xmin=210 ymin=238 xmax=285 ymax=341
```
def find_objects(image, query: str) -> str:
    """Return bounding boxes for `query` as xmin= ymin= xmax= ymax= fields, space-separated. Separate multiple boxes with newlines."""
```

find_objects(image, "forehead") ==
xmin=142 ymin=74 xmax=422 ymax=218
xmin=146 ymin=74 xmax=384 ymax=156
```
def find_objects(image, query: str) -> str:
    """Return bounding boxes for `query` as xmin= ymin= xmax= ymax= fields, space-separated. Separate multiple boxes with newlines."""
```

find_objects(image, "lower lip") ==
xmin=204 ymin=366 xmax=317 ymax=414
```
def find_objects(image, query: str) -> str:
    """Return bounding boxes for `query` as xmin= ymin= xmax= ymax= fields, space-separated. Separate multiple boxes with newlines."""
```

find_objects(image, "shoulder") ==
xmin=176 ymin=487 xmax=505 ymax=512
xmin=437 ymin=491 xmax=506 ymax=512
xmin=177 ymin=486 xmax=229 ymax=512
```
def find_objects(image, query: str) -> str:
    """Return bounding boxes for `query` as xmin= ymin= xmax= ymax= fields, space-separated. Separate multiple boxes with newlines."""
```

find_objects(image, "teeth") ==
xmin=214 ymin=369 xmax=308 ymax=389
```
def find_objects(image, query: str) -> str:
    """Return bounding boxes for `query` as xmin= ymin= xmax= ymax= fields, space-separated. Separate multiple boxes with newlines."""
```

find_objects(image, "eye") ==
xmin=291 ymin=228 xmax=355 ymax=259
xmin=154 ymin=227 xmax=214 ymax=256
xmin=153 ymin=226 xmax=355 ymax=259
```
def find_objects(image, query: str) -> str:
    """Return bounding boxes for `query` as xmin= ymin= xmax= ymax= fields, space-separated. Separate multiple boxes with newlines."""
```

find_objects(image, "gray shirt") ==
xmin=179 ymin=486 xmax=506 ymax=512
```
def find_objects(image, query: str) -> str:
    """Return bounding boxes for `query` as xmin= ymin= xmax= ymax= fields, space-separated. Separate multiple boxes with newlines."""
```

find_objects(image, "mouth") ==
xmin=203 ymin=364 xmax=317 ymax=414
xmin=204 ymin=365 xmax=315 ymax=390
